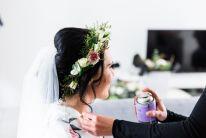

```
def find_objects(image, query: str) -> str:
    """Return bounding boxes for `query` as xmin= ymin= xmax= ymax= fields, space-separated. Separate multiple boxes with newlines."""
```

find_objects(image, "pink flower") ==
xmin=88 ymin=51 xmax=100 ymax=65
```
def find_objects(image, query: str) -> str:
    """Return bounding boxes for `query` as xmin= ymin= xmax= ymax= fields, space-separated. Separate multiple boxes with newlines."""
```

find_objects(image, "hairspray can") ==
xmin=134 ymin=92 xmax=156 ymax=123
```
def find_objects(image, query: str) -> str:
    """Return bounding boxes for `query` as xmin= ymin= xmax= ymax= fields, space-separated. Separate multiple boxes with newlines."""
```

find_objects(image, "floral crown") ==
xmin=62 ymin=23 xmax=111 ymax=96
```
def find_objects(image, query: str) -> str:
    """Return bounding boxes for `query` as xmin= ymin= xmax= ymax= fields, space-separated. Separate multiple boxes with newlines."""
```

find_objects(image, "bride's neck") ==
xmin=64 ymin=94 xmax=90 ymax=113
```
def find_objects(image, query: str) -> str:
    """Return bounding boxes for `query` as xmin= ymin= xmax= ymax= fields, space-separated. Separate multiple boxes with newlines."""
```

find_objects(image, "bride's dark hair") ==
xmin=54 ymin=27 xmax=104 ymax=111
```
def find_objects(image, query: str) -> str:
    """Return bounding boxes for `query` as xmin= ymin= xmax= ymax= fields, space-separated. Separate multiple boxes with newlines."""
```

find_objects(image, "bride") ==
xmin=17 ymin=23 xmax=114 ymax=138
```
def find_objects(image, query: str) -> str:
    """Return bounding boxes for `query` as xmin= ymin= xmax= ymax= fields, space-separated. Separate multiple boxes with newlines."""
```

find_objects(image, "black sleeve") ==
xmin=112 ymin=88 xmax=206 ymax=138
xmin=160 ymin=110 xmax=187 ymax=123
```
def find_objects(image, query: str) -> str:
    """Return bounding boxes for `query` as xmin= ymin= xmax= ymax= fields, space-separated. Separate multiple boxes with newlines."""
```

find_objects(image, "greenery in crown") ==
xmin=61 ymin=23 xmax=111 ymax=97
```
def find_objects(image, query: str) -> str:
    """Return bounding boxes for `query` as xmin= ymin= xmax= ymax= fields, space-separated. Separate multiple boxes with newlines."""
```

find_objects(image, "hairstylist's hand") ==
xmin=143 ymin=88 xmax=167 ymax=121
xmin=78 ymin=112 xmax=115 ymax=136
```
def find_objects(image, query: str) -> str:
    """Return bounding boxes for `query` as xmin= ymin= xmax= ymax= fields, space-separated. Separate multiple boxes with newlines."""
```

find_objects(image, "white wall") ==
xmin=1 ymin=0 xmax=206 ymax=106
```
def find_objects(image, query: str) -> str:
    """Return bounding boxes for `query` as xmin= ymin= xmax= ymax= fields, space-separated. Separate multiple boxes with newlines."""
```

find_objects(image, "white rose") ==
xmin=78 ymin=58 xmax=89 ymax=68
xmin=70 ymin=62 xmax=81 ymax=76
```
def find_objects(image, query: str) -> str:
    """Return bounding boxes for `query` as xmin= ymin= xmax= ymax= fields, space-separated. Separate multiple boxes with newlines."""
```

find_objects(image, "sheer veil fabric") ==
xmin=17 ymin=46 xmax=59 ymax=138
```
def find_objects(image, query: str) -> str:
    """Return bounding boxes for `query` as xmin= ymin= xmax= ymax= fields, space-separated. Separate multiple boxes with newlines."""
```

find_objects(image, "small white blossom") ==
xmin=98 ymin=30 xmax=105 ymax=40
xmin=70 ymin=62 xmax=81 ymax=76
xmin=94 ymin=44 xmax=101 ymax=52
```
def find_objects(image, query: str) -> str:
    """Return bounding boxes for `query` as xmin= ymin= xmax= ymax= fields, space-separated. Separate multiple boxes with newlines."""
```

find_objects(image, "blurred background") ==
xmin=1 ymin=0 xmax=206 ymax=137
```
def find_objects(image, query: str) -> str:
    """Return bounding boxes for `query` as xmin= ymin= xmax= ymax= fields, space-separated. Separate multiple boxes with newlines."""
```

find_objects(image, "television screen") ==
xmin=147 ymin=30 xmax=206 ymax=72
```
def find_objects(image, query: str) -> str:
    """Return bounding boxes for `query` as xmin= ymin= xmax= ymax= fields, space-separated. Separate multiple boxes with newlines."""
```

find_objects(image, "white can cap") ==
xmin=137 ymin=92 xmax=153 ymax=104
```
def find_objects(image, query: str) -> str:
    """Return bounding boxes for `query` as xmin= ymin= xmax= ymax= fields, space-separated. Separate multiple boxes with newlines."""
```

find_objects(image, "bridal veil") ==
xmin=17 ymin=46 xmax=59 ymax=138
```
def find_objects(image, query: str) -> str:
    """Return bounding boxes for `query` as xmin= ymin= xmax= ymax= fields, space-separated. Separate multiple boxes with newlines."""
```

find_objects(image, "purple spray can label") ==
xmin=134 ymin=92 xmax=156 ymax=123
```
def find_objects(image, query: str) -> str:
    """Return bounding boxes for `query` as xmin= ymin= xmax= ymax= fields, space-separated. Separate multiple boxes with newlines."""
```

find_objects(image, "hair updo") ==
xmin=54 ymin=27 xmax=104 ymax=108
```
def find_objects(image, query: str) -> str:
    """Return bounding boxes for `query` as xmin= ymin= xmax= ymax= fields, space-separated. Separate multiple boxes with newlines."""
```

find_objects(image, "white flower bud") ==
xmin=69 ymin=81 xmax=78 ymax=89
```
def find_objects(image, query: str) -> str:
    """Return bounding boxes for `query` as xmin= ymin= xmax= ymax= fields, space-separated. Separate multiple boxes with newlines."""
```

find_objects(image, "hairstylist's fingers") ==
xmin=79 ymin=119 xmax=99 ymax=135
xmin=146 ymin=110 xmax=164 ymax=118
xmin=80 ymin=123 xmax=94 ymax=132
xmin=154 ymin=111 xmax=162 ymax=118
xmin=143 ymin=88 xmax=162 ymax=101
xmin=82 ymin=112 xmax=97 ymax=122
xmin=146 ymin=110 xmax=157 ymax=117
xmin=78 ymin=116 xmax=91 ymax=127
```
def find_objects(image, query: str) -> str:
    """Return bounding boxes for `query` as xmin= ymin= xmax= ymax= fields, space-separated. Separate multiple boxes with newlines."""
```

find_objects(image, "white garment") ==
xmin=44 ymin=102 xmax=101 ymax=138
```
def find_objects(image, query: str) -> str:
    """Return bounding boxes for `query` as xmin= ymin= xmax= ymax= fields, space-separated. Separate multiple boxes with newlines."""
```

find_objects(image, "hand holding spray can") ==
xmin=134 ymin=92 xmax=157 ymax=123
